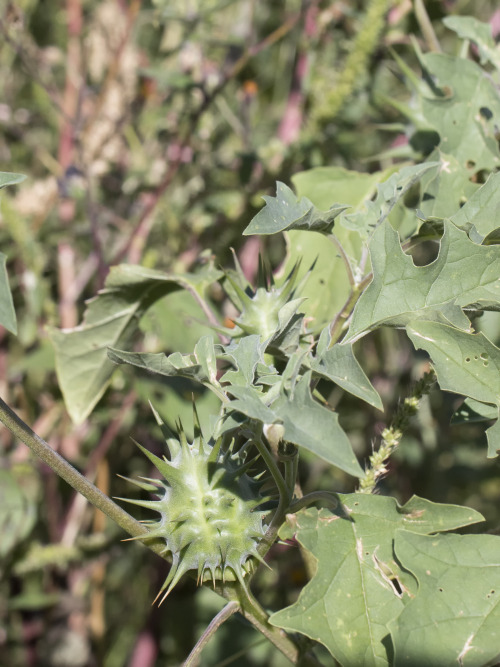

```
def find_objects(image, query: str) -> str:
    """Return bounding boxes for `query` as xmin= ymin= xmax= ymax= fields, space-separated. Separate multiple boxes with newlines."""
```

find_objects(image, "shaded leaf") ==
xmin=407 ymin=321 xmax=500 ymax=456
xmin=451 ymin=397 xmax=498 ymax=425
xmin=391 ymin=531 xmax=500 ymax=666
xmin=270 ymin=495 xmax=482 ymax=667
xmin=50 ymin=264 xmax=221 ymax=423
xmin=347 ymin=220 xmax=500 ymax=342
xmin=0 ymin=468 xmax=37 ymax=559
xmin=243 ymin=182 xmax=347 ymax=236
xmin=0 ymin=252 xmax=17 ymax=335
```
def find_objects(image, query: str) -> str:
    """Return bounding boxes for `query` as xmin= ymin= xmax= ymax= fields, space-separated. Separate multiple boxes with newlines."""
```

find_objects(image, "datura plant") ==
xmin=2 ymin=16 xmax=500 ymax=667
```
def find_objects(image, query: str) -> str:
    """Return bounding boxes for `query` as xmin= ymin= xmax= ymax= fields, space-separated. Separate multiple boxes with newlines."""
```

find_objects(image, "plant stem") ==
xmin=289 ymin=491 xmax=338 ymax=514
xmin=0 ymin=397 xmax=168 ymax=560
xmin=254 ymin=435 xmax=289 ymax=513
xmin=217 ymin=583 xmax=322 ymax=666
xmin=182 ymin=601 xmax=239 ymax=667
xmin=358 ymin=369 xmax=436 ymax=493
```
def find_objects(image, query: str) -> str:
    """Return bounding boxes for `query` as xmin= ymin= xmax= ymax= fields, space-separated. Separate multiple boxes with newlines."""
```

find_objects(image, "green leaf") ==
xmin=311 ymin=340 xmax=383 ymax=410
xmin=108 ymin=345 xmax=212 ymax=387
xmin=270 ymin=495 xmax=482 ymax=667
xmin=340 ymin=163 xmax=439 ymax=239
xmin=243 ymin=182 xmax=348 ymax=236
xmin=227 ymin=371 xmax=363 ymax=476
xmin=451 ymin=397 xmax=498 ymax=425
xmin=0 ymin=468 xmax=37 ymax=559
xmin=0 ymin=172 xmax=25 ymax=190
xmin=220 ymin=335 xmax=268 ymax=387
xmin=407 ymin=321 xmax=500 ymax=456
xmin=49 ymin=264 xmax=221 ymax=424
xmin=450 ymin=171 xmax=500 ymax=241
xmin=347 ymin=220 xmax=500 ymax=342
xmin=419 ymin=54 xmax=500 ymax=172
xmin=274 ymin=372 xmax=364 ymax=477
xmin=0 ymin=252 xmax=17 ymax=335
xmin=391 ymin=531 xmax=500 ymax=666
xmin=444 ymin=16 xmax=500 ymax=70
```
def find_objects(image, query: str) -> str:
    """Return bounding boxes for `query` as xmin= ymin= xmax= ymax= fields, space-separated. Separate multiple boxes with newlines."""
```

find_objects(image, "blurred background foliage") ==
xmin=1 ymin=0 xmax=500 ymax=665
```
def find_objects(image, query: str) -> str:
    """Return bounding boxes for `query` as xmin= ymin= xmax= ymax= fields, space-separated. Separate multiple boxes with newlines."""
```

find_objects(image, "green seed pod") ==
xmin=120 ymin=406 xmax=271 ymax=604
xmin=224 ymin=257 xmax=307 ymax=344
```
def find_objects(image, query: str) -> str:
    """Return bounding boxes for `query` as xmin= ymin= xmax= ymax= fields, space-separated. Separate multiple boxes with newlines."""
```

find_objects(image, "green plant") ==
xmin=2 ymin=14 xmax=500 ymax=667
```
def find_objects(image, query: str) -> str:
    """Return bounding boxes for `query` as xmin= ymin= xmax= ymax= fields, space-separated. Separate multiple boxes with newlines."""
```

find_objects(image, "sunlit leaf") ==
xmin=49 ymin=264 xmax=221 ymax=424
xmin=347 ymin=220 xmax=500 ymax=342
xmin=243 ymin=181 xmax=348 ymax=236
xmin=270 ymin=495 xmax=482 ymax=666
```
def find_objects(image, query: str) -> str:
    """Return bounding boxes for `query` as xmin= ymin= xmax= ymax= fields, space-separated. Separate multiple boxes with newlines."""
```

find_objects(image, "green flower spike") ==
xmin=119 ymin=404 xmax=272 ymax=605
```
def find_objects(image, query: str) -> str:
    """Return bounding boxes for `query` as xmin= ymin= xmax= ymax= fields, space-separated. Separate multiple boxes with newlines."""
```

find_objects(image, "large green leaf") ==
xmin=0 ymin=251 xmax=17 ymax=335
xmin=419 ymin=54 xmax=500 ymax=173
xmin=390 ymin=531 xmax=500 ymax=666
xmin=243 ymin=182 xmax=348 ymax=236
xmin=397 ymin=51 xmax=500 ymax=219
xmin=280 ymin=168 xmax=385 ymax=330
xmin=228 ymin=371 xmax=363 ymax=477
xmin=347 ymin=220 xmax=500 ymax=342
xmin=340 ymin=163 xmax=438 ymax=239
xmin=270 ymin=495 xmax=482 ymax=667
xmin=407 ymin=321 xmax=500 ymax=456
xmin=49 ymin=264 xmax=222 ymax=424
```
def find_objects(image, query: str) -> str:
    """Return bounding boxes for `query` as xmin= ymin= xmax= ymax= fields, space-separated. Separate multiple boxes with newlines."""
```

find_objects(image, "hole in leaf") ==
xmin=466 ymin=160 xmax=476 ymax=169
xmin=407 ymin=240 xmax=439 ymax=266
xmin=480 ymin=353 xmax=489 ymax=360
xmin=439 ymin=587 xmax=444 ymax=592
xmin=465 ymin=357 xmax=471 ymax=363
xmin=480 ymin=106 xmax=493 ymax=120
xmin=409 ymin=130 xmax=440 ymax=156
xmin=484 ymin=361 xmax=489 ymax=367
xmin=391 ymin=577 xmax=403 ymax=595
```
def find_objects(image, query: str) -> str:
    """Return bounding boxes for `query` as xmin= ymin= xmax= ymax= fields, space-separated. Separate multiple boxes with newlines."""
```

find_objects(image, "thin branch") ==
xmin=182 ymin=602 xmax=239 ymax=667
xmin=414 ymin=0 xmax=442 ymax=53
xmin=0 ymin=397 xmax=168 ymax=561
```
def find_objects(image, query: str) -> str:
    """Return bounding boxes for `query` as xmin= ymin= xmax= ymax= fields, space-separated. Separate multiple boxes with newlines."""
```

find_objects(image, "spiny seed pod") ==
xmin=224 ymin=255 xmax=307 ymax=343
xmin=120 ymin=406 xmax=272 ymax=605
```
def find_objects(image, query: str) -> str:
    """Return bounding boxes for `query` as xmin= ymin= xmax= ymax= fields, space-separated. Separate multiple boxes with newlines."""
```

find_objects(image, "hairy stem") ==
xmin=0 ymin=397 xmax=168 ymax=560
xmin=182 ymin=601 xmax=239 ymax=667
